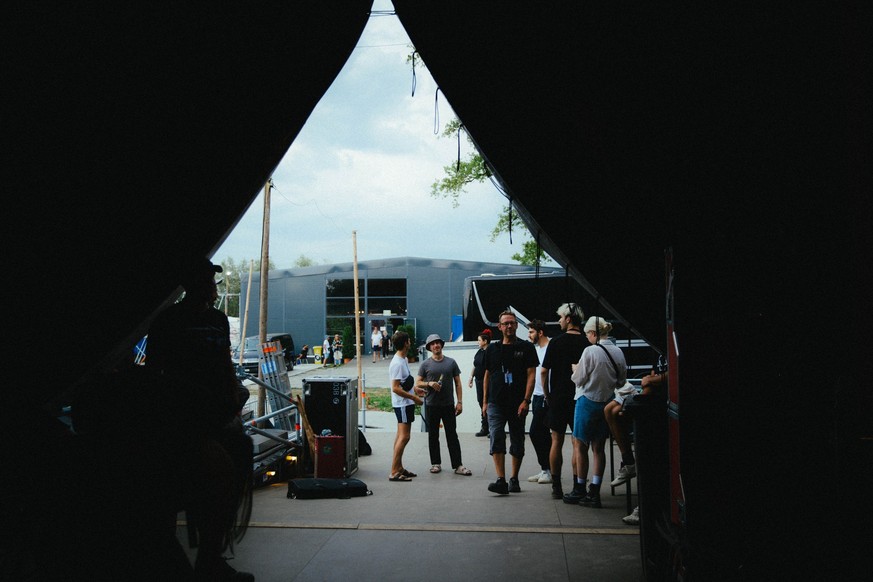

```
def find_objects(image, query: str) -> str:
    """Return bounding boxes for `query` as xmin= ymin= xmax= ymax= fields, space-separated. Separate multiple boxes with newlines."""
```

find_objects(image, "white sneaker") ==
xmin=622 ymin=506 xmax=640 ymax=525
xmin=528 ymin=471 xmax=546 ymax=482
xmin=610 ymin=463 xmax=636 ymax=487
xmin=537 ymin=471 xmax=553 ymax=484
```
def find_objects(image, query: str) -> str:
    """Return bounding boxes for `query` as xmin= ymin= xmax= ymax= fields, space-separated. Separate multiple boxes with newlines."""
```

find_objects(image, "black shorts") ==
xmin=546 ymin=395 xmax=575 ymax=433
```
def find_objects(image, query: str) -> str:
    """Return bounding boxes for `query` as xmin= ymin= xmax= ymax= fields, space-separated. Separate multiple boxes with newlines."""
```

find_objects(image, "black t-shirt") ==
xmin=472 ymin=347 xmax=487 ymax=388
xmin=484 ymin=338 xmax=539 ymax=407
xmin=146 ymin=301 xmax=238 ymax=428
xmin=541 ymin=331 xmax=587 ymax=401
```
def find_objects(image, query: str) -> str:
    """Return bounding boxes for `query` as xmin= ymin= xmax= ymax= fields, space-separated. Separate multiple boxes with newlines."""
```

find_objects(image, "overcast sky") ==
xmin=214 ymin=2 xmax=549 ymax=271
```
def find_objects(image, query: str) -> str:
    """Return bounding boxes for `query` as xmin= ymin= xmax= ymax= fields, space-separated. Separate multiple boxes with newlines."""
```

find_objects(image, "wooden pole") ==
xmin=353 ymin=231 xmax=363 ymax=404
xmin=238 ymin=260 xmax=254 ymax=367
xmin=257 ymin=178 xmax=272 ymax=419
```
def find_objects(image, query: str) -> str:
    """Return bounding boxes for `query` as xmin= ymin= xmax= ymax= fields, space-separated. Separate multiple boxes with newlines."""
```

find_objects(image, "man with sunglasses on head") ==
xmin=482 ymin=310 xmax=539 ymax=495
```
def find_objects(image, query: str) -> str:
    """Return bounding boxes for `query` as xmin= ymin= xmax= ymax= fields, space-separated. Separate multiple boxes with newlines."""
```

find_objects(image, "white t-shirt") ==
xmin=389 ymin=353 xmax=414 ymax=407
xmin=371 ymin=330 xmax=382 ymax=347
xmin=534 ymin=341 xmax=549 ymax=396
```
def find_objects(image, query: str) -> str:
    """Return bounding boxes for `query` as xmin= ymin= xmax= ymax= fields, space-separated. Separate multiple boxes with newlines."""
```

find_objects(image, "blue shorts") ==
xmin=572 ymin=396 xmax=608 ymax=444
xmin=394 ymin=404 xmax=416 ymax=424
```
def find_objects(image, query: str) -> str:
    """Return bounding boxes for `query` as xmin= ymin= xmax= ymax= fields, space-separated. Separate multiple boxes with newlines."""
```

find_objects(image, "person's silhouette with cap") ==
xmin=146 ymin=257 xmax=255 ymax=581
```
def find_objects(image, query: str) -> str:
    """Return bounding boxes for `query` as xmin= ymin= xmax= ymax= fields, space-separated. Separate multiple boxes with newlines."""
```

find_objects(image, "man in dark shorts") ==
xmin=482 ymin=310 xmax=539 ymax=495
xmin=541 ymin=302 xmax=587 ymax=499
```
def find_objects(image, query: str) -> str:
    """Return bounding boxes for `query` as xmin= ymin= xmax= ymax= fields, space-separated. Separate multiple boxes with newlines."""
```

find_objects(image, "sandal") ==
xmin=430 ymin=465 xmax=442 ymax=474
xmin=388 ymin=473 xmax=412 ymax=482
xmin=454 ymin=466 xmax=472 ymax=476
xmin=400 ymin=469 xmax=417 ymax=478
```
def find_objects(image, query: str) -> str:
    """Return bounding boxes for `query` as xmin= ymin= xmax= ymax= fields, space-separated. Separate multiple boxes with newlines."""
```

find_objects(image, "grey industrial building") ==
xmin=239 ymin=257 xmax=537 ymax=358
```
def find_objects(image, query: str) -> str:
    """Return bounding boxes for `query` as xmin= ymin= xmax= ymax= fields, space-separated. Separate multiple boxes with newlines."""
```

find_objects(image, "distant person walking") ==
xmin=381 ymin=329 xmax=390 ymax=360
xmin=332 ymin=333 xmax=343 ymax=366
xmin=322 ymin=336 xmax=331 ymax=367
xmin=371 ymin=327 xmax=382 ymax=363
xmin=417 ymin=334 xmax=471 ymax=476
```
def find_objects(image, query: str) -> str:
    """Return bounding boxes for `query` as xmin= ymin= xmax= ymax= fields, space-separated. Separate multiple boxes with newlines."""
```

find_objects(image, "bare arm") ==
xmin=482 ymin=370 xmax=490 ymax=416
xmin=392 ymin=378 xmax=423 ymax=405
xmin=454 ymin=374 xmax=463 ymax=415
xmin=517 ymin=366 xmax=535 ymax=417
xmin=541 ymin=367 xmax=550 ymax=400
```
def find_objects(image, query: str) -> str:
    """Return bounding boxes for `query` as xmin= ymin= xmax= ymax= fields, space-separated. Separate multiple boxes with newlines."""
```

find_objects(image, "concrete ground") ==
xmin=180 ymin=342 xmax=643 ymax=581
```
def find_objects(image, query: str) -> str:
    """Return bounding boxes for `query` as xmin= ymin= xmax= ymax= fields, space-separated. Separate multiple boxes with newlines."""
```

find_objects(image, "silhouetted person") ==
xmin=146 ymin=258 xmax=254 ymax=581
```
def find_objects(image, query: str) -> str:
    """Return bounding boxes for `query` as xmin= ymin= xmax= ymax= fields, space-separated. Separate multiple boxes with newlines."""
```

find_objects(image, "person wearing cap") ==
xmin=566 ymin=316 xmax=628 ymax=509
xmin=146 ymin=257 xmax=254 ymax=581
xmin=482 ymin=310 xmax=539 ymax=495
xmin=416 ymin=334 xmax=471 ymax=475
xmin=467 ymin=329 xmax=493 ymax=437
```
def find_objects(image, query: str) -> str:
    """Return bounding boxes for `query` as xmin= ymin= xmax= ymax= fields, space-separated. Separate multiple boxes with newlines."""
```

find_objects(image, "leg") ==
xmin=529 ymin=395 xmax=551 ymax=472
xmin=507 ymin=413 xmax=526 ymax=480
xmin=442 ymin=409 xmax=463 ymax=469
xmin=605 ymin=400 xmax=634 ymax=463
xmin=550 ymin=431 xmax=564 ymax=480
xmin=573 ymin=438 xmax=590 ymax=486
xmin=486 ymin=403 xmax=510 ymax=494
xmin=591 ymin=436 xmax=607 ymax=481
xmin=426 ymin=405 xmax=443 ymax=466
xmin=391 ymin=422 xmax=411 ymax=476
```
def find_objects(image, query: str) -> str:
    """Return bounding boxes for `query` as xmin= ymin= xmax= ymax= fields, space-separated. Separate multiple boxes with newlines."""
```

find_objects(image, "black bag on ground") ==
xmin=358 ymin=429 xmax=372 ymax=456
xmin=287 ymin=478 xmax=372 ymax=500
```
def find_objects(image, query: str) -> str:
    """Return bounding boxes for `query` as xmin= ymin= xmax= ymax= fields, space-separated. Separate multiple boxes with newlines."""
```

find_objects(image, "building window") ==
xmin=326 ymin=278 xmax=355 ymax=298
xmin=367 ymin=278 xmax=406 ymax=297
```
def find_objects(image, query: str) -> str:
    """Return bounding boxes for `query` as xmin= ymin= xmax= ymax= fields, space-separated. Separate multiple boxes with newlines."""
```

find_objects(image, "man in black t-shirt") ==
xmin=482 ymin=310 xmax=539 ymax=495
xmin=541 ymin=302 xmax=587 ymax=499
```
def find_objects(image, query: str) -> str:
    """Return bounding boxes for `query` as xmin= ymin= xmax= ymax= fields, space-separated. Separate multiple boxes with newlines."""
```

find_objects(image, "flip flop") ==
xmin=454 ymin=466 xmax=472 ymax=476
xmin=400 ymin=469 xmax=417 ymax=478
xmin=388 ymin=473 xmax=412 ymax=482
xmin=430 ymin=465 xmax=442 ymax=474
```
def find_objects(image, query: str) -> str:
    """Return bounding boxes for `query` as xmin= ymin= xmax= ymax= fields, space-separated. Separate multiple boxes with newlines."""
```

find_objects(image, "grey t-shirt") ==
xmin=417 ymin=356 xmax=461 ymax=407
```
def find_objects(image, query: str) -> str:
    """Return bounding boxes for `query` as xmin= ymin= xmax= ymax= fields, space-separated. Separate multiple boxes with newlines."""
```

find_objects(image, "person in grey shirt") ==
xmin=417 ymin=334 xmax=472 ymax=475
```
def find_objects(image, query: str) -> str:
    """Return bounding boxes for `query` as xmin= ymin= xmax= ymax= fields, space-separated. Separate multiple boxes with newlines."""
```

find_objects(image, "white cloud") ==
xmin=215 ymin=7 xmax=530 ymax=269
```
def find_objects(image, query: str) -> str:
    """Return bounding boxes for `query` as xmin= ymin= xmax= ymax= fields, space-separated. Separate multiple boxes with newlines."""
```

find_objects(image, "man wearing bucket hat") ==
xmin=416 ymin=333 xmax=472 ymax=476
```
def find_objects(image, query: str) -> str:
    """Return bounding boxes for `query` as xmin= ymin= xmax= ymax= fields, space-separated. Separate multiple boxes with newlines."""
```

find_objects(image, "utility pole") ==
xmin=353 ymin=231 xmax=362 ymax=403
xmin=257 ymin=178 xmax=272 ymax=419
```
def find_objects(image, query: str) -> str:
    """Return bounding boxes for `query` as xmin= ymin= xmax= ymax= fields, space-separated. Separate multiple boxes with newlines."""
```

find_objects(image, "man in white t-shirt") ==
xmin=526 ymin=319 xmax=553 ymax=485
xmin=388 ymin=330 xmax=425 ymax=481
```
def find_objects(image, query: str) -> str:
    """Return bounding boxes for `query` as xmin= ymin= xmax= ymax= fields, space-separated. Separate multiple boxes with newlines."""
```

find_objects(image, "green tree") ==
xmin=429 ymin=119 xmax=554 ymax=267
xmin=216 ymin=257 xmax=275 ymax=317
xmin=294 ymin=254 xmax=316 ymax=268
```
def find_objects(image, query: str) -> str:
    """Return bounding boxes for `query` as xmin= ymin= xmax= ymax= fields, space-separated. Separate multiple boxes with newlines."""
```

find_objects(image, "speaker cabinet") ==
xmin=302 ymin=376 xmax=358 ymax=476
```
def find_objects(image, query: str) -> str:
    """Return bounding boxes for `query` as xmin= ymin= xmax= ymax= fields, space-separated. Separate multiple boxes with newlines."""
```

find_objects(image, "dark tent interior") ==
xmin=4 ymin=2 xmax=869 ymax=579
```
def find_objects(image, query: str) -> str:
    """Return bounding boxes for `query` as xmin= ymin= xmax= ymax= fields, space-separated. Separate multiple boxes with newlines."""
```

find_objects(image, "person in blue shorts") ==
xmin=568 ymin=316 xmax=628 ymax=508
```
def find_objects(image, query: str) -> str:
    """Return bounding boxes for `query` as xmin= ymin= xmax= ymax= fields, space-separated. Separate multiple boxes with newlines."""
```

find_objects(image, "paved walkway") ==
xmin=196 ymin=343 xmax=644 ymax=581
